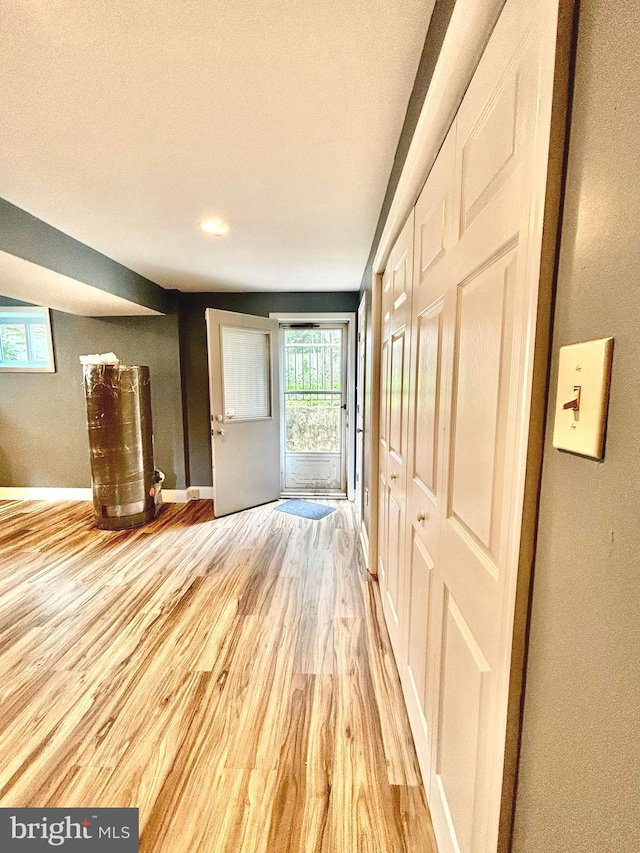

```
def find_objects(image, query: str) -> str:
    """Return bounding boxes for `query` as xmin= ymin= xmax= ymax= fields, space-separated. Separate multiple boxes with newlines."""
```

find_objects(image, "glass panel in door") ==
xmin=283 ymin=326 xmax=347 ymax=495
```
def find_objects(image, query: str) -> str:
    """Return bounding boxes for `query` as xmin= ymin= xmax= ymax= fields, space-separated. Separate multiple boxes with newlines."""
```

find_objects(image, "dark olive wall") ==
xmin=0 ymin=199 xmax=184 ymax=489
xmin=180 ymin=291 xmax=360 ymax=486
xmin=512 ymin=1 xmax=640 ymax=850
xmin=0 ymin=308 xmax=186 ymax=489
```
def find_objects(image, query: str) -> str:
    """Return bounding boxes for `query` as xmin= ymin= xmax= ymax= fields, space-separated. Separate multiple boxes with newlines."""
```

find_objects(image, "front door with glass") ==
xmin=282 ymin=325 xmax=347 ymax=496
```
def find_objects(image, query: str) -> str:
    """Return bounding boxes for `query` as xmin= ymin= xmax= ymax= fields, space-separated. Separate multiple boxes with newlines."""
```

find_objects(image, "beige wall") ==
xmin=512 ymin=1 xmax=640 ymax=850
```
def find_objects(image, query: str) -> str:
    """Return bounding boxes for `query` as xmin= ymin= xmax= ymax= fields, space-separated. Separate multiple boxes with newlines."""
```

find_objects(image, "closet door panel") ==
xmin=378 ymin=212 xmax=414 ymax=659
xmin=376 ymin=1 xmax=563 ymax=848
xmin=401 ymin=127 xmax=457 ymax=775
xmin=426 ymin=0 xmax=563 ymax=850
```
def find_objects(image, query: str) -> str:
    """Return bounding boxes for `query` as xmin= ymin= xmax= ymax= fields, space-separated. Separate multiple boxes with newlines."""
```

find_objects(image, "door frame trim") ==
xmin=356 ymin=293 xmax=369 ymax=567
xmin=270 ymin=312 xmax=356 ymax=501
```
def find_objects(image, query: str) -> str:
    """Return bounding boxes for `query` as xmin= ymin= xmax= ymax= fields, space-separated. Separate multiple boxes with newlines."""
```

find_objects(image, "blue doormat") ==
xmin=274 ymin=499 xmax=336 ymax=520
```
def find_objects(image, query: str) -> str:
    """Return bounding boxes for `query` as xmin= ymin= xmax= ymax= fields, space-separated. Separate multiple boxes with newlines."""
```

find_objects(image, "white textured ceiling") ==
xmin=0 ymin=1 xmax=434 ymax=293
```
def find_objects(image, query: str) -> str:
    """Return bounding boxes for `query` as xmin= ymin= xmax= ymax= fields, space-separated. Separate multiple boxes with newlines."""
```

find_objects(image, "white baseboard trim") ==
xmin=360 ymin=520 xmax=371 ymax=572
xmin=0 ymin=487 xmax=93 ymax=502
xmin=0 ymin=486 xmax=215 ymax=504
xmin=186 ymin=486 xmax=215 ymax=500
xmin=162 ymin=490 xmax=186 ymax=503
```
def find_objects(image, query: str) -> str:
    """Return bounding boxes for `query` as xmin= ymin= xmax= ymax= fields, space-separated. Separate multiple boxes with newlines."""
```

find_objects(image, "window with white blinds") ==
xmin=221 ymin=326 xmax=271 ymax=420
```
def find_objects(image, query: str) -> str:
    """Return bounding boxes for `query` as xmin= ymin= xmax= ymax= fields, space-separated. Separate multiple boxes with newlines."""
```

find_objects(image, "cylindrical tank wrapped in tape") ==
xmin=83 ymin=363 xmax=157 ymax=530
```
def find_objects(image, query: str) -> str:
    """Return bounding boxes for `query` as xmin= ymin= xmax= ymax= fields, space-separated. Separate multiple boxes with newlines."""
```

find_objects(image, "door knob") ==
xmin=356 ymin=428 xmax=364 ymax=434
xmin=416 ymin=511 xmax=427 ymax=522
xmin=389 ymin=472 xmax=397 ymax=480
xmin=217 ymin=429 xmax=226 ymax=436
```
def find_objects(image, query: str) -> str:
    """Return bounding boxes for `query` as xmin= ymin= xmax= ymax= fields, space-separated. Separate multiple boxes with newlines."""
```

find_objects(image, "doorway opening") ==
xmin=271 ymin=313 xmax=355 ymax=500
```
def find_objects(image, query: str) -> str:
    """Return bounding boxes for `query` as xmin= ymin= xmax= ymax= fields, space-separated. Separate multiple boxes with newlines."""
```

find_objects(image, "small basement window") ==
xmin=0 ymin=306 xmax=56 ymax=372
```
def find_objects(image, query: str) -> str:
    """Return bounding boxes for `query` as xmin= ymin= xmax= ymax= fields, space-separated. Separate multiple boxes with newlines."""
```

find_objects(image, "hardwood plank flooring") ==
xmin=0 ymin=498 xmax=436 ymax=852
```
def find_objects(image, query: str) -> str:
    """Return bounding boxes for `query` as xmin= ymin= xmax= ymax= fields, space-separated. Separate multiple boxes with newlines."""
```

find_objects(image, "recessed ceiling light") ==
xmin=200 ymin=218 xmax=230 ymax=236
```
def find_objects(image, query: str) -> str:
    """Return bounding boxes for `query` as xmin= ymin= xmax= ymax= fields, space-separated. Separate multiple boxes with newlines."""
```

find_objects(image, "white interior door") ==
xmin=206 ymin=309 xmax=280 ymax=517
xmin=401 ymin=126 xmax=456 ymax=784
xmin=412 ymin=1 xmax=562 ymax=851
xmin=378 ymin=211 xmax=413 ymax=655
xmin=355 ymin=293 xmax=367 ymax=523
xmin=375 ymin=0 xmax=566 ymax=850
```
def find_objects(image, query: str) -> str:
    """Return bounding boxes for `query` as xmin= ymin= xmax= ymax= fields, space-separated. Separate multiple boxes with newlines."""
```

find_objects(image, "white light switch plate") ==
xmin=552 ymin=337 xmax=613 ymax=459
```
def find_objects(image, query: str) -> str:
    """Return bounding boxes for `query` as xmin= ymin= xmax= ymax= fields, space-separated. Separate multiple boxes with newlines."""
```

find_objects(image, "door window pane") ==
xmin=285 ymin=392 xmax=341 ymax=452
xmin=221 ymin=326 xmax=271 ymax=420
xmin=284 ymin=327 xmax=343 ymax=452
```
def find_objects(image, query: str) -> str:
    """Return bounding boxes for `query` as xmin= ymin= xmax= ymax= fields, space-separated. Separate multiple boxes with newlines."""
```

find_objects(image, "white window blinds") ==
xmin=221 ymin=326 xmax=271 ymax=420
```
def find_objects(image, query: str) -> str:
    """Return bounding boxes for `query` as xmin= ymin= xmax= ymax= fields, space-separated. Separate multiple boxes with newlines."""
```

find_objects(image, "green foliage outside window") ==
xmin=0 ymin=308 xmax=55 ymax=372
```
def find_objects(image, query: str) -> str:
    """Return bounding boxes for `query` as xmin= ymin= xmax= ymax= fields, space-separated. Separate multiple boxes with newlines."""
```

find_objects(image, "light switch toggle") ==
xmin=562 ymin=385 xmax=581 ymax=419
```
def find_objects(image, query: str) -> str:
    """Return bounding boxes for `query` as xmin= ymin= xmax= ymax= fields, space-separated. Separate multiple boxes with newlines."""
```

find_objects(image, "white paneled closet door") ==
xmin=401 ymin=126 xmax=457 ymax=788
xmin=377 ymin=0 xmax=566 ymax=850
xmin=377 ymin=212 xmax=413 ymax=656
xmin=427 ymin=0 xmax=562 ymax=849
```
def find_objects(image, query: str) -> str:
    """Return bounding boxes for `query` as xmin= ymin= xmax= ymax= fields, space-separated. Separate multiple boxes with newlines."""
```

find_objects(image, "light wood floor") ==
xmin=0 ymin=498 xmax=436 ymax=852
